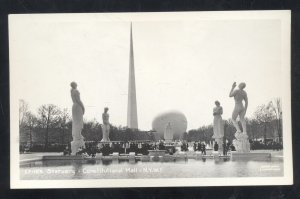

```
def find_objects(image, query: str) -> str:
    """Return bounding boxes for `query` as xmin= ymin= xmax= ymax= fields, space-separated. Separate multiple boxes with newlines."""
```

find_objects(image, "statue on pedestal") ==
xmin=101 ymin=107 xmax=110 ymax=142
xmin=164 ymin=122 xmax=173 ymax=142
xmin=212 ymin=101 xmax=224 ymax=153
xmin=229 ymin=82 xmax=250 ymax=152
xmin=70 ymin=82 xmax=85 ymax=155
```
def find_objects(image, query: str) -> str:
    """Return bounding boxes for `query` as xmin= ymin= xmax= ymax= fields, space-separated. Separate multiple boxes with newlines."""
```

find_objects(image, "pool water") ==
xmin=20 ymin=157 xmax=283 ymax=180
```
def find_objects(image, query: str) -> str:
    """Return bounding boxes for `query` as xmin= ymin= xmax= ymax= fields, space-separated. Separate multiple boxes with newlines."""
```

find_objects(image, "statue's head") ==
xmin=70 ymin=82 xmax=77 ymax=89
xmin=215 ymin=100 xmax=220 ymax=106
xmin=104 ymin=107 xmax=109 ymax=112
xmin=238 ymin=82 xmax=246 ymax=90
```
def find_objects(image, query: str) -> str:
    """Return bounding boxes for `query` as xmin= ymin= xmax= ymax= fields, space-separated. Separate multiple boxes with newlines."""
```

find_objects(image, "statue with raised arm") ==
xmin=229 ymin=82 xmax=250 ymax=152
xmin=101 ymin=107 xmax=110 ymax=142
xmin=212 ymin=101 xmax=224 ymax=153
xmin=164 ymin=122 xmax=173 ymax=142
xmin=70 ymin=82 xmax=85 ymax=155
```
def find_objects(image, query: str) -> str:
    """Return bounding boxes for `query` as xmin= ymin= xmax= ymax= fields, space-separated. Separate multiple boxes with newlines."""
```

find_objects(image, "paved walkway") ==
xmin=20 ymin=150 xmax=283 ymax=163
xmin=20 ymin=152 xmax=62 ymax=163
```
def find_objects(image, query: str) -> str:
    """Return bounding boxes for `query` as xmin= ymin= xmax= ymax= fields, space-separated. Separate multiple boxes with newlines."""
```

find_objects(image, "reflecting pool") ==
xmin=20 ymin=157 xmax=283 ymax=180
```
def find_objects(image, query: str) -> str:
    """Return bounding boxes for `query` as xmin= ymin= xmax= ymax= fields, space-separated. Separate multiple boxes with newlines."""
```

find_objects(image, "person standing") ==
xmin=201 ymin=142 xmax=206 ymax=155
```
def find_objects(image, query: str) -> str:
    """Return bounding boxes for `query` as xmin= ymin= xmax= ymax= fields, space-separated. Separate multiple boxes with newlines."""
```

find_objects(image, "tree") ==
xmin=147 ymin=131 xmax=156 ymax=141
xmin=182 ymin=132 xmax=188 ymax=141
xmin=18 ymin=100 xmax=39 ymax=145
xmin=224 ymin=120 xmax=236 ymax=143
xmin=19 ymin=99 xmax=29 ymax=127
xmin=269 ymin=98 xmax=283 ymax=142
xmin=254 ymin=103 xmax=276 ymax=145
xmin=57 ymin=108 xmax=70 ymax=144
xmin=247 ymin=118 xmax=260 ymax=141
xmin=203 ymin=125 xmax=213 ymax=143
xmin=37 ymin=104 xmax=61 ymax=149
xmin=82 ymin=119 xmax=101 ymax=142
xmin=25 ymin=112 xmax=38 ymax=145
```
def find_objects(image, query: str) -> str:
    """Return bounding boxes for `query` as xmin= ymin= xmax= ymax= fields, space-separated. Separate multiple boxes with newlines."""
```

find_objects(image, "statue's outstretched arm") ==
xmin=229 ymin=82 xmax=237 ymax=97
xmin=229 ymin=89 xmax=236 ymax=97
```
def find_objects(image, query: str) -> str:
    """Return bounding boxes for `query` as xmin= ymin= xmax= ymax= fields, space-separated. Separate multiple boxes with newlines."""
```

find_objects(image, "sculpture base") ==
xmin=212 ymin=151 xmax=220 ymax=159
xmin=233 ymin=132 xmax=250 ymax=153
xmin=101 ymin=138 xmax=110 ymax=142
xmin=71 ymin=139 xmax=85 ymax=155
xmin=148 ymin=150 xmax=166 ymax=157
xmin=231 ymin=152 xmax=271 ymax=161
xmin=164 ymin=139 xmax=173 ymax=143
xmin=214 ymin=137 xmax=223 ymax=154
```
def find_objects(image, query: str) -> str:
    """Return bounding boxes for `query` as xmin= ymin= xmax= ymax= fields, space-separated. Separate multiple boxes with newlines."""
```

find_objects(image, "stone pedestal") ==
xmin=163 ymin=154 xmax=175 ymax=162
xmin=164 ymin=139 xmax=173 ymax=143
xmin=233 ymin=132 xmax=250 ymax=153
xmin=129 ymin=152 xmax=135 ymax=161
xmin=112 ymin=152 xmax=119 ymax=160
xmin=71 ymin=139 xmax=85 ymax=155
xmin=215 ymin=138 xmax=223 ymax=154
xmin=195 ymin=151 xmax=203 ymax=160
xmin=148 ymin=150 xmax=166 ymax=157
xmin=141 ymin=155 xmax=150 ymax=162
xmin=231 ymin=152 xmax=271 ymax=161
xmin=96 ymin=153 xmax=103 ymax=159
xmin=176 ymin=151 xmax=187 ymax=161
xmin=212 ymin=151 xmax=220 ymax=159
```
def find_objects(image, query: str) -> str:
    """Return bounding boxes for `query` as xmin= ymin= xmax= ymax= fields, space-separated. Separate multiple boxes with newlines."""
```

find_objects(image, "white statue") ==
xmin=212 ymin=101 xmax=224 ymax=152
xmin=164 ymin=122 xmax=173 ymax=142
xmin=229 ymin=82 xmax=250 ymax=152
xmin=70 ymin=82 xmax=85 ymax=155
xmin=101 ymin=107 xmax=110 ymax=142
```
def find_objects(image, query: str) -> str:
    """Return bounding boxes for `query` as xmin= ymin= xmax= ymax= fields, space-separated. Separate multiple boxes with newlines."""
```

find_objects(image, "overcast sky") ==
xmin=10 ymin=13 xmax=283 ymax=131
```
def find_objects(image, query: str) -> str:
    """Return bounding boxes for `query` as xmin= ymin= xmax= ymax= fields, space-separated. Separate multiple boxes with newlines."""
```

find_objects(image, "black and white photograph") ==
xmin=9 ymin=11 xmax=292 ymax=188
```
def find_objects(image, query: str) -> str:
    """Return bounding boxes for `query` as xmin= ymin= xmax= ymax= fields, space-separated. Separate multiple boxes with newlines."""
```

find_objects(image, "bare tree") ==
xmin=247 ymin=118 xmax=260 ymax=141
xmin=19 ymin=99 xmax=29 ymax=127
xmin=25 ymin=112 xmax=38 ymax=146
xmin=254 ymin=103 xmax=276 ymax=145
xmin=19 ymin=100 xmax=38 ymax=146
xmin=269 ymin=98 xmax=282 ymax=142
xmin=38 ymin=104 xmax=61 ymax=149
xmin=57 ymin=108 xmax=70 ymax=144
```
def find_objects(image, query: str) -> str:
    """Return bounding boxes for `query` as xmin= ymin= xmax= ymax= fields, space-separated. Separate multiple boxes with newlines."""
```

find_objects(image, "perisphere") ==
xmin=152 ymin=110 xmax=188 ymax=139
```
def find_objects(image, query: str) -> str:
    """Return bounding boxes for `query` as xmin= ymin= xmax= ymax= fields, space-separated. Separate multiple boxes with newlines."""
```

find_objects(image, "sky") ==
xmin=10 ymin=13 xmax=283 ymax=131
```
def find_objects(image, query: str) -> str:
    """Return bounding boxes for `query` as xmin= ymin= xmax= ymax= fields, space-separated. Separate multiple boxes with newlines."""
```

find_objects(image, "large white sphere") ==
xmin=152 ymin=111 xmax=188 ymax=139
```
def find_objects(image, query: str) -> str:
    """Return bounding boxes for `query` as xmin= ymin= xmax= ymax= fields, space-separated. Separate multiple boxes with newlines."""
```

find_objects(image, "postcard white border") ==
xmin=9 ymin=10 xmax=292 ymax=189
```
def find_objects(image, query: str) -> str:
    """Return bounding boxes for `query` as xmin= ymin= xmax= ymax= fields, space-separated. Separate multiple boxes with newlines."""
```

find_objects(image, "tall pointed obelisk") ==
xmin=127 ymin=23 xmax=138 ymax=129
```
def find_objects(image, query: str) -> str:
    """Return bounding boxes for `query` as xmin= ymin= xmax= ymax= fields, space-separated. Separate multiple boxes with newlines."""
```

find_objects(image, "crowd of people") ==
xmin=21 ymin=139 xmax=283 ymax=156
xmin=193 ymin=142 xmax=207 ymax=154
xmin=20 ymin=143 xmax=67 ymax=153
xmin=63 ymin=141 xmax=177 ymax=157
xmin=250 ymin=140 xmax=283 ymax=150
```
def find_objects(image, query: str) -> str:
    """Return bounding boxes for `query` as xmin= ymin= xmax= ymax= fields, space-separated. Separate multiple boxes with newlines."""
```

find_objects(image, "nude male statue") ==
xmin=229 ymin=82 xmax=248 ymax=133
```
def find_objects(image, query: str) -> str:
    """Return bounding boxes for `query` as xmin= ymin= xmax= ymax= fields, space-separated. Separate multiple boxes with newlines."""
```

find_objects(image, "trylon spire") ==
xmin=127 ymin=22 xmax=138 ymax=129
